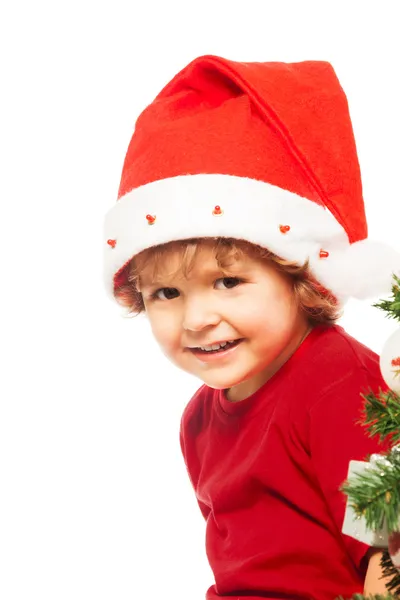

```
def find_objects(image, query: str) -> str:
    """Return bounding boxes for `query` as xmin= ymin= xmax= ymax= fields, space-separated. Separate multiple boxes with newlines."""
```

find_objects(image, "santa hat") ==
xmin=104 ymin=54 xmax=400 ymax=304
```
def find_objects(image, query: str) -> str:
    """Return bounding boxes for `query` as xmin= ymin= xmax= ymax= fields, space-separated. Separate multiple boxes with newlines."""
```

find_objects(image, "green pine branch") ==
xmin=341 ymin=448 xmax=400 ymax=532
xmin=342 ymin=387 xmax=400 ymax=534
xmin=360 ymin=390 xmax=400 ymax=445
xmin=373 ymin=275 xmax=400 ymax=322
xmin=339 ymin=275 xmax=400 ymax=599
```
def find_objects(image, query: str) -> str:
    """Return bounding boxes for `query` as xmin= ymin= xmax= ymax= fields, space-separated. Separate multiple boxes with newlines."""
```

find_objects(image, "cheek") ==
xmin=268 ymin=275 xmax=297 ymax=307
xmin=148 ymin=311 xmax=180 ymax=349
xmin=242 ymin=282 xmax=298 ymax=330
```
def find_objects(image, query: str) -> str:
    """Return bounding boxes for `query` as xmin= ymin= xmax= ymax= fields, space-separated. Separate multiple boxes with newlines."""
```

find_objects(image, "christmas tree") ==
xmin=339 ymin=275 xmax=400 ymax=599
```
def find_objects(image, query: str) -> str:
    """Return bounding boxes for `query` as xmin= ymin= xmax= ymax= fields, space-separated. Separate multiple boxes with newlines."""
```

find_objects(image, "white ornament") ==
xmin=380 ymin=328 xmax=400 ymax=394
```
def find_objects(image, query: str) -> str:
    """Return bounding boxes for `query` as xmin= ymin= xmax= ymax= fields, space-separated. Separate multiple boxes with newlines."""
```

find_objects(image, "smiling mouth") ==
xmin=190 ymin=339 xmax=243 ymax=354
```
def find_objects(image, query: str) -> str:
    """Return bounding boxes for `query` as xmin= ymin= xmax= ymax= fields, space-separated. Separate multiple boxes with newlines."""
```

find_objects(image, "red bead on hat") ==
xmin=146 ymin=214 xmax=156 ymax=225
xmin=107 ymin=239 xmax=117 ymax=248
xmin=212 ymin=205 xmax=223 ymax=216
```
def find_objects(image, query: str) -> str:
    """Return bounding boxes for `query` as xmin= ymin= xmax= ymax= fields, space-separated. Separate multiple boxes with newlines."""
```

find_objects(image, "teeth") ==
xmin=200 ymin=341 xmax=229 ymax=351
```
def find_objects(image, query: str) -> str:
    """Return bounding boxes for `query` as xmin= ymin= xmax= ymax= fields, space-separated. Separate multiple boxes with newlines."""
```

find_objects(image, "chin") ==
xmin=202 ymin=380 xmax=230 ymax=390
xmin=201 ymin=373 xmax=249 ymax=390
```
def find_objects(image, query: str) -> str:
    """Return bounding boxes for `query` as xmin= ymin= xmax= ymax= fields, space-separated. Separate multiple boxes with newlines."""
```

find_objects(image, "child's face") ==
xmin=139 ymin=242 xmax=309 ymax=401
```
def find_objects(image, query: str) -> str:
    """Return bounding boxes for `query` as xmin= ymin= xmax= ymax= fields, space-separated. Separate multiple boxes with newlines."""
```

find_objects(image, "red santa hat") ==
xmin=104 ymin=54 xmax=400 ymax=304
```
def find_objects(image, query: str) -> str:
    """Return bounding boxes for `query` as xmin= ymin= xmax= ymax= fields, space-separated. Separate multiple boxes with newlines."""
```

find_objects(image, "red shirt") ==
xmin=179 ymin=324 xmax=389 ymax=600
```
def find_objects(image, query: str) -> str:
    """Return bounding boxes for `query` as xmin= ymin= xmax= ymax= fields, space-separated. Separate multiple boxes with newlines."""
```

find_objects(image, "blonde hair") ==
xmin=115 ymin=237 xmax=342 ymax=325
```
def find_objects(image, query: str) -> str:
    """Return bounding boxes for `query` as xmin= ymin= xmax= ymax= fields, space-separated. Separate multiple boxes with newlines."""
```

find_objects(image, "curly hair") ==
xmin=114 ymin=237 xmax=342 ymax=325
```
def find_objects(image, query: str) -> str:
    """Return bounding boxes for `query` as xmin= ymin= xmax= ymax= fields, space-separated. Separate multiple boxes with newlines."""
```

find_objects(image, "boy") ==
xmin=103 ymin=55 xmax=400 ymax=598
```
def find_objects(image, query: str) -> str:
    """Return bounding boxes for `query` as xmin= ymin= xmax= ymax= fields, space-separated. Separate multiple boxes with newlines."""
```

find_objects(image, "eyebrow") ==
xmin=139 ymin=264 xmax=242 ymax=290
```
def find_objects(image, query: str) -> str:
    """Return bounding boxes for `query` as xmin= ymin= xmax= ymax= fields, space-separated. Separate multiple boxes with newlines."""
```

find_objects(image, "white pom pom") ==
xmin=380 ymin=329 xmax=400 ymax=393
xmin=311 ymin=239 xmax=400 ymax=300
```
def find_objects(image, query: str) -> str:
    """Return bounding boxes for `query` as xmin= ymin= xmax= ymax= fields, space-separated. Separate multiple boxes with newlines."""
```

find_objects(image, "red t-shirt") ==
xmin=179 ymin=324 xmax=390 ymax=600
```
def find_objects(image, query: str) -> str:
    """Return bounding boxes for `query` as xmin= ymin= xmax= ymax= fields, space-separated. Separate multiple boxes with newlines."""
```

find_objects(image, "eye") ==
xmin=215 ymin=277 xmax=242 ymax=290
xmin=151 ymin=287 xmax=180 ymax=301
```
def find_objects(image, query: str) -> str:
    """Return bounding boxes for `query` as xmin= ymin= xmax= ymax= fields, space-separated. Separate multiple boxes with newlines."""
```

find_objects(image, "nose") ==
xmin=182 ymin=295 xmax=221 ymax=332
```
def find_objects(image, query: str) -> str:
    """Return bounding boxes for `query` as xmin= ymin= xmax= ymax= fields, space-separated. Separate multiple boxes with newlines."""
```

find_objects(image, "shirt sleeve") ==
xmin=309 ymin=366 xmax=390 ymax=569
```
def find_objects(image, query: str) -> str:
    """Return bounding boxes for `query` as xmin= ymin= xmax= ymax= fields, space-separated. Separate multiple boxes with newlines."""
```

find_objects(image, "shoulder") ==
xmin=311 ymin=324 xmax=379 ymax=367
xmin=297 ymin=324 xmax=386 ymax=411
xmin=308 ymin=324 xmax=382 ymax=380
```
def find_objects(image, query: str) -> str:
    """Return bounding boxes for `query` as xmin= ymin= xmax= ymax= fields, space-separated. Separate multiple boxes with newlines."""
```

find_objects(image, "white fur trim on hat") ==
xmin=103 ymin=174 xmax=400 ymax=303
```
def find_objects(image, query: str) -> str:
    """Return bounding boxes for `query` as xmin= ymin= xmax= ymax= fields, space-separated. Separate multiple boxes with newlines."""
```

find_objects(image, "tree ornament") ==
xmin=212 ymin=205 xmax=223 ymax=216
xmin=380 ymin=328 xmax=400 ymax=394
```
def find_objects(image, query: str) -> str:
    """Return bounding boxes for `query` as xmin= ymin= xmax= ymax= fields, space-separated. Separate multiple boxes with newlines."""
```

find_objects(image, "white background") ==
xmin=1 ymin=1 xmax=400 ymax=598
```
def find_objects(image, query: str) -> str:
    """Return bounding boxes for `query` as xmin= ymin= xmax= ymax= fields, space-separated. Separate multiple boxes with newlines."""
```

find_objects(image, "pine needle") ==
xmin=373 ymin=275 xmax=400 ymax=322
xmin=360 ymin=390 xmax=400 ymax=445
